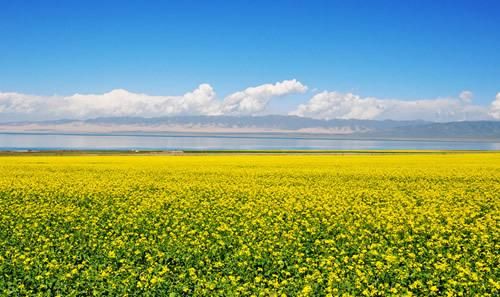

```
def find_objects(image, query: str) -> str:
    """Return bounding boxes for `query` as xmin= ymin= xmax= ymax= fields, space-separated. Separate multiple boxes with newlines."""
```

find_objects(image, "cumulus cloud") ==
xmin=0 ymin=85 xmax=218 ymax=120
xmin=1 ymin=81 xmax=498 ymax=122
xmin=0 ymin=79 xmax=306 ymax=121
xmin=291 ymin=91 xmax=494 ymax=122
xmin=459 ymin=90 xmax=473 ymax=103
xmin=221 ymin=79 xmax=307 ymax=114
xmin=61 ymin=84 xmax=219 ymax=118
xmin=489 ymin=93 xmax=500 ymax=119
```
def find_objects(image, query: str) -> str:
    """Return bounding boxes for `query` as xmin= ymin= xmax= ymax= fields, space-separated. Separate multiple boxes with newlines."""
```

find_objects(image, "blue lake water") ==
xmin=0 ymin=133 xmax=499 ymax=151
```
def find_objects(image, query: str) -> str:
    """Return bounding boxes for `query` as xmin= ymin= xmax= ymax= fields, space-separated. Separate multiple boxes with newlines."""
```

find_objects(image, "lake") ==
xmin=0 ymin=132 xmax=499 ymax=151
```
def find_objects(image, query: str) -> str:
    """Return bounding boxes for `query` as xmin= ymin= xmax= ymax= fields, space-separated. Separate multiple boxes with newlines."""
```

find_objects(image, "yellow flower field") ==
xmin=0 ymin=153 xmax=498 ymax=296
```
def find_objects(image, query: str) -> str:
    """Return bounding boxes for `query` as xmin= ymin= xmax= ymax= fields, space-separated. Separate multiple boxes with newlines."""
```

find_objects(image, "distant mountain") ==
xmin=84 ymin=115 xmax=426 ymax=131
xmin=0 ymin=115 xmax=499 ymax=141
xmin=367 ymin=121 xmax=500 ymax=139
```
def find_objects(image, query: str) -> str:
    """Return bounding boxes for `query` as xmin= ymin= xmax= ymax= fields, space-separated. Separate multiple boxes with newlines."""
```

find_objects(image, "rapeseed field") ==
xmin=0 ymin=153 xmax=498 ymax=296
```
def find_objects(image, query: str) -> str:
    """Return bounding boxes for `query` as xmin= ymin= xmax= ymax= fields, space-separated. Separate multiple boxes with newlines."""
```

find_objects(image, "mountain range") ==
xmin=1 ymin=115 xmax=499 ymax=141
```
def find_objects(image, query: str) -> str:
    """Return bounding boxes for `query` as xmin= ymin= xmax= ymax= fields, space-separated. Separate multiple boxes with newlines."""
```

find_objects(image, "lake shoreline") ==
xmin=1 ymin=149 xmax=498 ymax=156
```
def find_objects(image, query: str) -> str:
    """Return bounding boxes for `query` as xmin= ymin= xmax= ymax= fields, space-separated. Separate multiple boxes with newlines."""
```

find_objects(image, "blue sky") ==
xmin=0 ymin=0 xmax=499 ymax=121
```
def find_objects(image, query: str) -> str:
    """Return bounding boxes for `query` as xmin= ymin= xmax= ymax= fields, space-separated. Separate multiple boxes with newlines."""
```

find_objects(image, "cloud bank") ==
xmin=0 ymin=80 xmax=306 ymax=121
xmin=291 ymin=90 xmax=497 ymax=122
xmin=0 ymin=85 xmax=218 ymax=120
xmin=0 ymin=80 xmax=499 ymax=122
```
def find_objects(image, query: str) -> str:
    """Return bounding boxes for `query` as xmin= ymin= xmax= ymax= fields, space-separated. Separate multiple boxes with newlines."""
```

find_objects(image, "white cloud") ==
xmin=221 ymin=79 xmax=307 ymax=114
xmin=489 ymin=93 xmax=500 ymax=119
xmin=459 ymin=90 xmax=473 ymax=103
xmin=1 ymin=82 xmax=498 ymax=122
xmin=0 ymin=85 xmax=218 ymax=120
xmin=0 ymin=92 xmax=47 ymax=114
xmin=291 ymin=91 xmax=494 ymax=122
xmin=0 ymin=80 xmax=306 ymax=121
xmin=61 ymin=84 xmax=218 ymax=118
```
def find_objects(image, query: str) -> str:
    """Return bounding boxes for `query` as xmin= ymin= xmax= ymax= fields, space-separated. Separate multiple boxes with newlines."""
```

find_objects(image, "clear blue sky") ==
xmin=0 ymin=0 xmax=499 ymax=106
